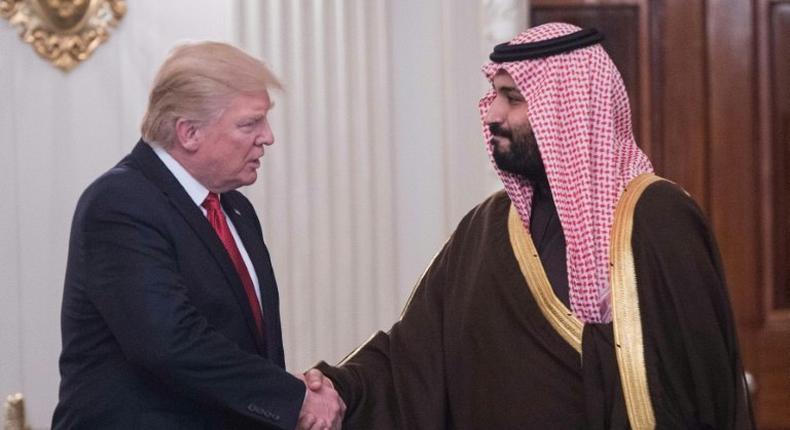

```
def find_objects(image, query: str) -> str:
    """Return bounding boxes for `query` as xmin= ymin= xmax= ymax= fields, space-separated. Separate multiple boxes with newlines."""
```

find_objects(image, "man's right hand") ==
xmin=295 ymin=370 xmax=345 ymax=430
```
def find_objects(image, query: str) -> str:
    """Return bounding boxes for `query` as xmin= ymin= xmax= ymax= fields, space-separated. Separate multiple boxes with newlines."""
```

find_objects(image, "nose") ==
xmin=484 ymin=95 xmax=504 ymax=126
xmin=256 ymin=119 xmax=275 ymax=146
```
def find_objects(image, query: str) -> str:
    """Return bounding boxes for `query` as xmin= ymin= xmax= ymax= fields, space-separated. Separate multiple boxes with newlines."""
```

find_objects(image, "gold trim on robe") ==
xmin=610 ymin=172 xmax=665 ymax=430
xmin=508 ymin=205 xmax=584 ymax=354
xmin=508 ymin=172 xmax=667 ymax=428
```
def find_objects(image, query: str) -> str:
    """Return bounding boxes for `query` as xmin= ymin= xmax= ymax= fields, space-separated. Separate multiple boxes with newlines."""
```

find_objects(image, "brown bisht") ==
xmin=317 ymin=177 xmax=753 ymax=429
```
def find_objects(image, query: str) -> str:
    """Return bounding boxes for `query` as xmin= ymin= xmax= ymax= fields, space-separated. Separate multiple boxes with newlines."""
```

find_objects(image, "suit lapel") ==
xmin=129 ymin=141 xmax=266 ymax=355
xmin=223 ymin=195 xmax=278 ymax=357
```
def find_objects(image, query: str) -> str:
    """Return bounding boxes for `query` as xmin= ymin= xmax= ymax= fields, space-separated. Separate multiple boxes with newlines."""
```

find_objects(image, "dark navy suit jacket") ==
xmin=52 ymin=141 xmax=304 ymax=429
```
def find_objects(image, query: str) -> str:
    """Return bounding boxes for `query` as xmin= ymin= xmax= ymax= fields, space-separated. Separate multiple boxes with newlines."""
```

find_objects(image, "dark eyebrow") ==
xmin=499 ymin=86 xmax=524 ymax=99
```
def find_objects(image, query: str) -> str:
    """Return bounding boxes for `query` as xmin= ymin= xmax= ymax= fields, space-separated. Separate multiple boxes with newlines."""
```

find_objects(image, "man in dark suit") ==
xmin=52 ymin=41 xmax=344 ymax=430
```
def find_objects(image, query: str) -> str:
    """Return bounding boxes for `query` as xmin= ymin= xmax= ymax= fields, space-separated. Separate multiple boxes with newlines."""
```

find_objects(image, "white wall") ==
xmin=0 ymin=1 xmax=525 ymax=427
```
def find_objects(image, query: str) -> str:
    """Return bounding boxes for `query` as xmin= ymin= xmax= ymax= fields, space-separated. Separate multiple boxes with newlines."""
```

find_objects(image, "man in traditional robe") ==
xmin=307 ymin=23 xmax=754 ymax=429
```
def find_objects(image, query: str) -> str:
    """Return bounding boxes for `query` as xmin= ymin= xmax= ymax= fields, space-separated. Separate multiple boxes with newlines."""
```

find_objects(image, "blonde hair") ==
xmin=141 ymin=41 xmax=282 ymax=147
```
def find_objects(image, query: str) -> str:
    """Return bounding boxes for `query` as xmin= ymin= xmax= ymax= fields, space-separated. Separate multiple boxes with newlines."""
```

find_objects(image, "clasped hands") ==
xmin=295 ymin=369 xmax=345 ymax=430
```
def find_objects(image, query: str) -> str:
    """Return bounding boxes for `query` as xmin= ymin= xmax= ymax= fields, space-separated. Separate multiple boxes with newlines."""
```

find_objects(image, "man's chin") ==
xmin=493 ymin=154 xmax=518 ymax=174
xmin=243 ymin=171 xmax=258 ymax=186
xmin=231 ymin=172 xmax=258 ymax=190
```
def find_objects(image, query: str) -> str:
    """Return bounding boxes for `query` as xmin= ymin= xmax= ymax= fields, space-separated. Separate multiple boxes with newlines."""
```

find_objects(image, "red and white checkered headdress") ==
xmin=480 ymin=23 xmax=653 ymax=323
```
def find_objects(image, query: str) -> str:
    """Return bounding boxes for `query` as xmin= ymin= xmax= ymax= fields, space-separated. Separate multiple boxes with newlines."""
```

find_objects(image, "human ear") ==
xmin=174 ymin=118 xmax=201 ymax=152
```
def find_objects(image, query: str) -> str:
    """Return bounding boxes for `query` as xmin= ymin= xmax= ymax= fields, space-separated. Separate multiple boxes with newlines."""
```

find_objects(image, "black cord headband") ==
xmin=489 ymin=28 xmax=604 ymax=63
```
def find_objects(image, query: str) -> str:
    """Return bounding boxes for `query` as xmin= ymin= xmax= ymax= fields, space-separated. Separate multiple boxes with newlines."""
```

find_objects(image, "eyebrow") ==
xmin=498 ymin=86 xmax=524 ymax=98
xmin=238 ymin=114 xmax=264 ymax=125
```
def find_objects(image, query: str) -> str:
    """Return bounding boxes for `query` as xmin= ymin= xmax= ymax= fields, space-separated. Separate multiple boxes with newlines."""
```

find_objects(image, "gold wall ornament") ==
xmin=0 ymin=0 xmax=126 ymax=72
xmin=3 ymin=393 xmax=29 ymax=430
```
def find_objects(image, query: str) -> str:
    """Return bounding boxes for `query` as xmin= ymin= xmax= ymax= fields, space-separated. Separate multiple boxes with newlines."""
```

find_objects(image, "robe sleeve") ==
xmin=632 ymin=181 xmax=754 ymax=429
xmin=315 ymin=233 xmax=457 ymax=430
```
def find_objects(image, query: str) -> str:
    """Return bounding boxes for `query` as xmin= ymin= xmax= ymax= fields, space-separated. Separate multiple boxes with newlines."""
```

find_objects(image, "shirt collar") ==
xmin=151 ymin=143 xmax=210 ymax=206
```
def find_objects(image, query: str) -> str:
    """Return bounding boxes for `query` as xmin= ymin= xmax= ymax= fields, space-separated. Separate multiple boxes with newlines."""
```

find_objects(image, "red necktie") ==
xmin=202 ymin=192 xmax=265 ymax=339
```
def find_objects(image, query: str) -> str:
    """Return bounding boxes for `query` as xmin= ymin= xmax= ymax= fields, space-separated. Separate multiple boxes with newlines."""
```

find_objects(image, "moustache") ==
xmin=488 ymin=123 xmax=513 ymax=140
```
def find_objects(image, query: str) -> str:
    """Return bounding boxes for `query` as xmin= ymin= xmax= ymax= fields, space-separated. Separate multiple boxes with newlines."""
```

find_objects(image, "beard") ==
xmin=489 ymin=122 xmax=546 ymax=183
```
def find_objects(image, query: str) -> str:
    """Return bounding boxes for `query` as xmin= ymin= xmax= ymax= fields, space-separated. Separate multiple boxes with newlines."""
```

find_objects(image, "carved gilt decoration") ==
xmin=0 ymin=0 xmax=126 ymax=72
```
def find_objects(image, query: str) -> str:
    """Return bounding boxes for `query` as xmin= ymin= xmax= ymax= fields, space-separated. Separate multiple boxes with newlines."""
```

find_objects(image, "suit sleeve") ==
xmin=632 ymin=181 xmax=754 ymax=429
xmin=77 ymin=177 xmax=305 ymax=430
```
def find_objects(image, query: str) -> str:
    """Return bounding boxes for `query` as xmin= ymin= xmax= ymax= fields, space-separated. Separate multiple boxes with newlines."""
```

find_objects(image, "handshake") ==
xmin=295 ymin=369 xmax=346 ymax=430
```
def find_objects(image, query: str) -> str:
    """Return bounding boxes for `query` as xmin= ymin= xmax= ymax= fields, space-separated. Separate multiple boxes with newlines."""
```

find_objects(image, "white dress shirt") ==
xmin=152 ymin=144 xmax=262 ymax=303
